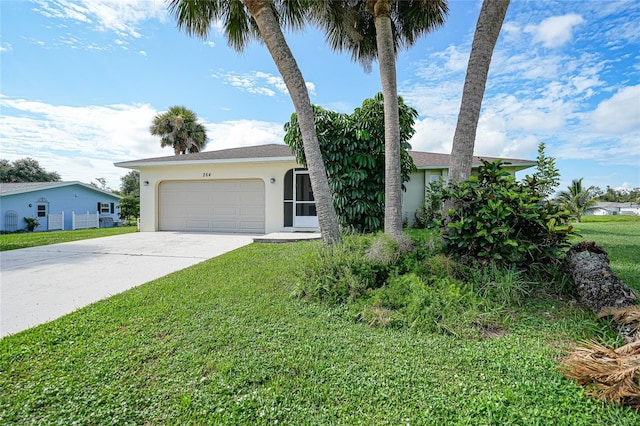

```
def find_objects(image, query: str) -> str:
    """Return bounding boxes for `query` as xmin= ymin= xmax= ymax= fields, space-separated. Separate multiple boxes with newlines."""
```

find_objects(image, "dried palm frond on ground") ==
xmin=561 ymin=339 xmax=640 ymax=411
xmin=599 ymin=305 xmax=640 ymax=343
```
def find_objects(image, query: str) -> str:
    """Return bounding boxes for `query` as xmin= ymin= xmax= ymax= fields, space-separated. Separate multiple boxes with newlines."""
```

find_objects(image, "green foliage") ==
xmin=0 ymin=158 xmax=61 ymax=183
xmin=23 ymin=217 xmax=40 ymax=232
xmin=414 ymin=179 xmax=444 ymax=229
xmin=284 ymin=93 xmax=417 ymax=232
xmin=119 ymin=171 xmax=140 ymax=197
xmin=527 ymin=142 xmax=560 ymax=199
xmin=358 ymin=273 xmax=475 ymax=334
xmin=594 ymin=186 xmax=640 ymax=203
xmin=294 ymin=233 xmax=417 ymax=304
xmin=442 ymin=160 xmax=575 ymax=269
xmin=150 ymin=105 xmax=208 ymax=154
xmin=118 ymin=195 xmax=140 ymax=225
xmin=554 ymin=178 xmax=598 ymax=223
xmin=2 ymin=241 xmax=639 ymax=424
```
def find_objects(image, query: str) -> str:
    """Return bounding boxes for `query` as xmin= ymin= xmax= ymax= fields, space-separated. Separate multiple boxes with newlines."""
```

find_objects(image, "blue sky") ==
xmin=1 ymin=0 xmax=638 ymax=193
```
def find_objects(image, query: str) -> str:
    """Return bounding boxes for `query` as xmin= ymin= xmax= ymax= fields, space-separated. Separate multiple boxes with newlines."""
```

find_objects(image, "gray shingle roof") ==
xmin=115 ymin=143 xmax=535 ymax=169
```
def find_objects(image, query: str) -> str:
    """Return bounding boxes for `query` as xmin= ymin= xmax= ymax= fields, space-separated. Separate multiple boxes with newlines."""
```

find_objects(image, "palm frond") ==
xmin=561 ymin=339 xmax=640 ymax=411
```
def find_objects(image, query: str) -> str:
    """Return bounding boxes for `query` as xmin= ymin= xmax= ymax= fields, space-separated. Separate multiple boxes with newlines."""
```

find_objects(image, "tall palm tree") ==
xmin=168 ymin=0 xmax=341 ymax=246
xmin=150 ymin=105 xmax=208 ymax=155
xmin=447 ymin=0 xmax=510 ymax=184
xmin=555 ymin=178 xmax=597 ymax=223
xmin=313 ymin=0 xmax=448 ymax=237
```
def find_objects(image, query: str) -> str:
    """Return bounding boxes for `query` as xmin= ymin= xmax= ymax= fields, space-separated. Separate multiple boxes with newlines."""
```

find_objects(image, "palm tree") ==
xmin=168 ymin=0 xmax=341 ymax=246
xmin=555 ymin=178 xmax=597 ymax=223
xmin=447 ymin=0 xmax=510 ymax=184
xmin=150 ymin=105 xmax=208 ymax=155
xmin=313 ymin=0 xmax=448 ymax=237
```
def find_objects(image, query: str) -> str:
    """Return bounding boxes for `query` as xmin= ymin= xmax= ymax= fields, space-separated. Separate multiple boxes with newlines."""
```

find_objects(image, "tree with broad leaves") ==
xmin=312 ymin=0 xmax=448 ymax=237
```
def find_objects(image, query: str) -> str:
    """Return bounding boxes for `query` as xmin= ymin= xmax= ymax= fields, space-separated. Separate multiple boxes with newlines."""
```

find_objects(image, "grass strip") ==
xmin=0 ymin=226 xmax=137 ymax=251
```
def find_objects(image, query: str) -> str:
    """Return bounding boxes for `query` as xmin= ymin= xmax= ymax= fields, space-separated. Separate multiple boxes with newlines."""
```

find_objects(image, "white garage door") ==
xmin=158 ymin=180 xmax=265 ymax=233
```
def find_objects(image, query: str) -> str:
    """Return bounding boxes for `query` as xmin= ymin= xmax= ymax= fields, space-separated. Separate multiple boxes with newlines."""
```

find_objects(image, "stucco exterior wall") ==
xmin=137 ymin=160 xmax=299 ymax=233
xmin=0 ymin=185 xmax=120 ymax=232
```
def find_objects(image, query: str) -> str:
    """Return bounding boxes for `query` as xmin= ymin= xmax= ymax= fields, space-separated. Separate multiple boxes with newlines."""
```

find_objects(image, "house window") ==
xmin=37 ymin=204 xmax=47 ymax=218
xmin=100 ymin=203 xmax=111 ymax=214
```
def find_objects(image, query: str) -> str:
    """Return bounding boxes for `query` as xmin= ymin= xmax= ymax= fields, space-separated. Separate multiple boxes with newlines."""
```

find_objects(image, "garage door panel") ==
xmin=159 ymin=180 xmax=264 ymax=233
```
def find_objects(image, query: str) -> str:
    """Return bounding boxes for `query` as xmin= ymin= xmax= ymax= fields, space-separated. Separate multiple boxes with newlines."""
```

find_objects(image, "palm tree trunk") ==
xmin=448 ymin=0 xmax=510 ymax=184
xmin=374 ymin=0 xmax=403 ymax=237
xmin=244 ymin=0 xmax=341 ymax=246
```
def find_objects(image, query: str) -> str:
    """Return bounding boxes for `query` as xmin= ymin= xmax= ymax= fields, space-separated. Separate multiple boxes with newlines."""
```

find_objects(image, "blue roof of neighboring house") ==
xmin=0 ymin=181 xmax=121 ymax=199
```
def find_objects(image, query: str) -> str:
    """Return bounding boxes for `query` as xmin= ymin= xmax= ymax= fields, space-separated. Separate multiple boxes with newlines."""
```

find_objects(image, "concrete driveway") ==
xmin=0 ymin=232 xmax=255 ymax=338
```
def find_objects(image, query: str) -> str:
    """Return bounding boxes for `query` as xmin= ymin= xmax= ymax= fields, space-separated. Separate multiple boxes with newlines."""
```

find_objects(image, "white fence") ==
xmin=72 ymin=211 xmax=99 ymax=230
xmin=48 ymin=212 xmax=64 ymax=231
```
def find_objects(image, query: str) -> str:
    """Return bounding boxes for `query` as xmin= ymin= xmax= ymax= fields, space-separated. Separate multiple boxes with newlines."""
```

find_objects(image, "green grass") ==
xmin=0 ymin=226 xmax=137 ymax=251
xmin=572 ymin=221 xmax=640 ymax=290
xmin=2 ymin=230 xmax=639 ymax=424
xmin=581 ymin=215 xmax=640 ymax=223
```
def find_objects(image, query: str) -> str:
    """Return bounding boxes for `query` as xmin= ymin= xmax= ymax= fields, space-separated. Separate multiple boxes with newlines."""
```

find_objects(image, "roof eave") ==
xmin=115 ymin=156 xmax=298 ymax=169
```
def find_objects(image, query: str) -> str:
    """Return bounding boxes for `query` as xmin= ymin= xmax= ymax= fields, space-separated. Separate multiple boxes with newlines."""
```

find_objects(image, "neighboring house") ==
xmin=585 ymin=202 xmax=640 ymax=216
xmin=0 ymin=181 xmax=121 ymax=232
xmin=115 ymin=144 xmax=535 ymax=234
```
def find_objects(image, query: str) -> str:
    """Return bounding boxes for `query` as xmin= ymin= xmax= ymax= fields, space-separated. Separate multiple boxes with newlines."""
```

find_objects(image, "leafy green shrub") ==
xmin=295 ymin=234 xmax=394 ymax=304
xmin=357 ymin=273 xmax=476 ymax=334
xmin=284 ymin=93 xmax=417 ymax=232
xmin=414 ymin=179 xmax=444 ymax=229
xmin=442 ymin=160 xmax=575 ymax=269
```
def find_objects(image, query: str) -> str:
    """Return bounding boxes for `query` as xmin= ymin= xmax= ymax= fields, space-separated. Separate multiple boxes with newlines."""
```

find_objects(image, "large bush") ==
xmin=284 ymin=93 xmax=417 ymax=233
xmin=441 ymin=160 xmax=574 ymax=268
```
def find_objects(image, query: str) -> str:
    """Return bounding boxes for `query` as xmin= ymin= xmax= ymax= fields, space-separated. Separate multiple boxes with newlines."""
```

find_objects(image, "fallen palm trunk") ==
xmin=561 ymin=339 xmax=640 ymax=411
xmin=565 ymin=241 xmax=639 ymax=342
xmin=562 ymin=241 xmax=640 ymax=411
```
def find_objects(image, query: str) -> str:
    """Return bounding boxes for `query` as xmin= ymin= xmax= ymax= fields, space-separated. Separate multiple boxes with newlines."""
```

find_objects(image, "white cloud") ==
xmin=0 ymin=96 xmax=287 ymax=189
xmin=0 ymin=42 xmax=12 ymax=53
xmin=204 ymin=41 xmax=216 ymax=48
xmin=138 ymin=50 xmax=147 ymax=56
xmin=205 ymin=120 xmax=284 ymax=150
xmin=525 ymin=14 xmax=585 ymax=48
xmin=31 ymin=0 xmax=167 ymax=39
xmin=433 ymin=45 xmax=469 ymax=72
xmin=212 ymin=70 xmax=316 ymax=97
xmin=588 ymin=85 xmax=640 ymax=133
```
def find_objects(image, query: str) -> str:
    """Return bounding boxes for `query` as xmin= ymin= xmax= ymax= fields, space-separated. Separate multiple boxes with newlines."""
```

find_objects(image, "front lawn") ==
xmin=1 ymin=224 xmax=639 ymax=424
xmin=0 ymin=226 xmax=137 ymax=251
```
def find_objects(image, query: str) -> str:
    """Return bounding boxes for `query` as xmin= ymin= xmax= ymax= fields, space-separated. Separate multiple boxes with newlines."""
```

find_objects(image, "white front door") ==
xmin=294 ymin=171 xmax=319 ymax=228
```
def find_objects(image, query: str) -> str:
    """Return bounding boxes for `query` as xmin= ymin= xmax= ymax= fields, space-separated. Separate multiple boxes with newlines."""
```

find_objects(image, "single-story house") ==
xmin=585 ymin=202 xmax=640 ymax=216
xmin=115 ymin=144 xmax=535 ymax=234
xmin=0 ymin=181 xmax=122 ymax=232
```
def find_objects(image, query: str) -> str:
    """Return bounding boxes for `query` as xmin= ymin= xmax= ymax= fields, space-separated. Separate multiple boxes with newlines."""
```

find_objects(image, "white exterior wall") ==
xmin=137 ymin=160 xmax=298 ymax=233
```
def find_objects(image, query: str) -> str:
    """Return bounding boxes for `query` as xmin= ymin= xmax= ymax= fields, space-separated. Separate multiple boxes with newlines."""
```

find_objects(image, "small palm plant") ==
xmin=24 ymin=217 xmax=40 ymax=232
xmin=555 ymin=178 xmax=597 ymax=222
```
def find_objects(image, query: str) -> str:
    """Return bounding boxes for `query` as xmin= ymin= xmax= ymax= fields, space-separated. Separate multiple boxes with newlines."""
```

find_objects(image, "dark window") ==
xmin=37 ymin=205 xmax=46 ymax=217
xmin=100 ymin=203 xmax=111 ymax=214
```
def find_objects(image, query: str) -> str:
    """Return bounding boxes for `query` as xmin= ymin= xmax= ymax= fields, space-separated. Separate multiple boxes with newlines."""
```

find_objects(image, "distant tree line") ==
xmin=0 ymin=158 xmax=61 ymax=183
xmin=594 ymin=186 xmax=640 ymax=203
